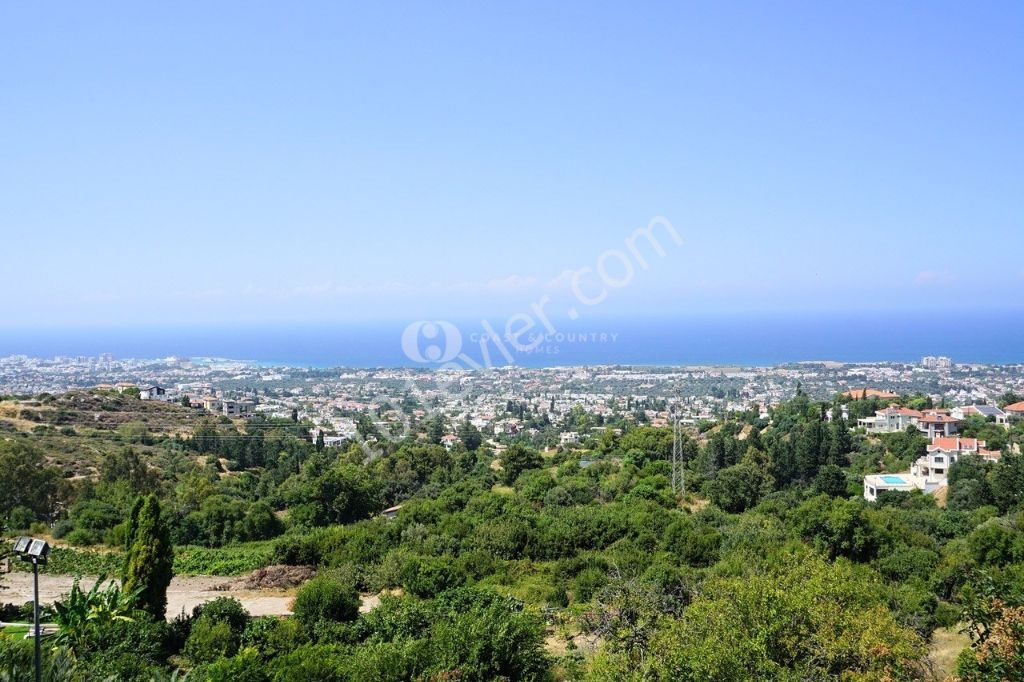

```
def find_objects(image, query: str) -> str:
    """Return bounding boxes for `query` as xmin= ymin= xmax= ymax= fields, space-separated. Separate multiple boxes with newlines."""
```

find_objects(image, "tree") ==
xmin=100 ymin=447 xmax=159 ymax=493
xmin=0 ymin=440 xmax=65 ymax=523
xmin=425 ymin=416 xmax=445 ymax=445
xmin=792 ymin=495 xmax=878 ymax=562
xmin=990 ymin=453 xmax=1024 ymax=513
xmin=122 ymin=494 xmax=174 ymax=619
xmin=647 ymin=553 xmax=924 ymax=680
xmin=285 ymin=462 xmax=382 ymax=526
xmin=501 ymin=444 xmax=543 ymax=485
xmin=315 ymin=429 xmax=325 ymax=453
xmin=703 ymin=461 xmax=774 ymax=513
xmin=457 ymin=419 xmax=482 ymax=451
xmin=813 ymin=464 xmax=848 ymax=497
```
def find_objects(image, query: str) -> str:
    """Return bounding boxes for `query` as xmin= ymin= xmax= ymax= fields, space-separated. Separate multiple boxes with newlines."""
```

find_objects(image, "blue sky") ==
xmin=2 ymin=1 xmax=1022 ymax=329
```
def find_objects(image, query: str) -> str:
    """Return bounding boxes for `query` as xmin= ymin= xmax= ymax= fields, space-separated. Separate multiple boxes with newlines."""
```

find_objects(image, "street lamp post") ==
xmin=11 ymin=536 xmax=50 ymax=682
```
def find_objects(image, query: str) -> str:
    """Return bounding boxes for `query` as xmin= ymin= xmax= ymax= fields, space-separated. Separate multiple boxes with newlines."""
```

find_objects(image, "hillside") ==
xmin=1 ymin=390 xmax=1022 ymax=680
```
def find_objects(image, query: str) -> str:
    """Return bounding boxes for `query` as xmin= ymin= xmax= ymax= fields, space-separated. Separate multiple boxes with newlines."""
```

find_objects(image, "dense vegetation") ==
xmin=2 ymin=388 xmax=1024 ymax=680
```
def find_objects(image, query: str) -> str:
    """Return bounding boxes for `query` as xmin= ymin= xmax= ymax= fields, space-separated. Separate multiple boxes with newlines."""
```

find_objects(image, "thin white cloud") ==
xmin=544 ymin=270 xmax=576 ymax=291
xmin=914 ymin=270 xmax=958 ymax=286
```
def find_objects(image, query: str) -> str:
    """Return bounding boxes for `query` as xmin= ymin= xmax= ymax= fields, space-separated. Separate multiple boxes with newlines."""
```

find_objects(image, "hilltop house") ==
xmin=140 ymin=385 xmax=167 ymax=401
xmin=917 ymin=412 xmax=959 ymax=439
xmin=952 ymin=404 xmax=1008 ymax=426
xmin=858 ymin=406 xmax=922 ymax=433
xmin=1005 ymin=401 xmax=1024 ymax=420
xmin=864 ymin=436 xmax=999 ymax=501
xmin=857 ymin=405 xmax=960 ymax=438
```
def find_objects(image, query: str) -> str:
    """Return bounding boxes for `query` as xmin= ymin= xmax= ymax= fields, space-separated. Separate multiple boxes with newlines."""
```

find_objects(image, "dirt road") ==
xmin=1 ymin=573 xmax=295 ymax=618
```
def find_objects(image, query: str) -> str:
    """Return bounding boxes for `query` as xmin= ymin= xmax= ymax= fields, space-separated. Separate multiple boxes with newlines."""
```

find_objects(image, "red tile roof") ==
xmin=918 ymin=414 xmax=958 ymax=423
xmin=929 ymin=437 xmax=984 ymax=451
xmin=843 ymin=388 xmax=900 ymax=400
xmin=1005 ymin=401 xmax=1024 ymax=413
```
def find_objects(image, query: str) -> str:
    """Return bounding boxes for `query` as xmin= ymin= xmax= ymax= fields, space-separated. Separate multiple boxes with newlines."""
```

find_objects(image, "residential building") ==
xmin=842 ymin=388 xmax=900 ymax=400
xmin=864 ymin=436 xmax=999 ymax=502
xmin=858 ymin=406 xmax=922 ymax=433
xmin=952 ymin=404 xmax=1008 ymax=426
xmin=917 ymin=412 xmax=959 ymax=439
xmin=139 ymin=385 xmax=167 ymax=400
xmin=1005 ymin=401 xmax=1024 ymax=420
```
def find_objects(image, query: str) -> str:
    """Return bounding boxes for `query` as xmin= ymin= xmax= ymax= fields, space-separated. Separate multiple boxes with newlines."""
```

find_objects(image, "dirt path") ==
xmin=1 ymin=573 xmax=295 ymax=619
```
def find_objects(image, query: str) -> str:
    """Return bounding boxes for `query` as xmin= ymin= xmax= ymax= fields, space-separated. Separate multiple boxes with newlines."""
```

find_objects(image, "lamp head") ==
xmin=26 ymin=539 xmax=50 ymax=560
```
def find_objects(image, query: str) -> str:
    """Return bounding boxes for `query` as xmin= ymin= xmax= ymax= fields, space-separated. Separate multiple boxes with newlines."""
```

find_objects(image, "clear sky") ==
xmin=3 ymin=1 xmax=1022 ymax=329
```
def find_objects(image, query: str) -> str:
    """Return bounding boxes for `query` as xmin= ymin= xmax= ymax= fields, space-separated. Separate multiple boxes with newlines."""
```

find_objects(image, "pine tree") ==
xmin=316 ymin=429 xmax=325 ymax=452
xmin=122 ymin=494 xmax=174 ymax=619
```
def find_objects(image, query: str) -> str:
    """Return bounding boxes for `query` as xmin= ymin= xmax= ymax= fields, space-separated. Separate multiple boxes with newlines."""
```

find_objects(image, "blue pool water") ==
xmin=881 ymin=475 xmax=907 ymax=485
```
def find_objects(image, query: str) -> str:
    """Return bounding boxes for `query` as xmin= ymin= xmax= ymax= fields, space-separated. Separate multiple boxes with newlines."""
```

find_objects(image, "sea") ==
xmin=2 ymin=312 xmax=1022 ymax=368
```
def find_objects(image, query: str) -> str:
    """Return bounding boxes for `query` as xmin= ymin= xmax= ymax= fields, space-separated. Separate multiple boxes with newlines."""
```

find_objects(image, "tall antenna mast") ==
xmin=671 ymin=386 xmax=684 ymax=497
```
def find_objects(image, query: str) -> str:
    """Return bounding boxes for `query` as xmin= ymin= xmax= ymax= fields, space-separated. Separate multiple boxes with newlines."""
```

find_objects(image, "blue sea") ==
xmin=2 ymin=312 xmax=1022 ymax=367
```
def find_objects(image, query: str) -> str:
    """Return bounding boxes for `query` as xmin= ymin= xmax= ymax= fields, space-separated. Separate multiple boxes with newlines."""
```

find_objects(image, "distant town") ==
xmin=3 ymin=354 xmax=1023 ymax=492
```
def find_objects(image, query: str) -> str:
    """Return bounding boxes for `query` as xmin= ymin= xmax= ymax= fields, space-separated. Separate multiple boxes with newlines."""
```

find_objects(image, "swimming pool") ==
xmin=880 ymin=475 xmax=907 ymax=485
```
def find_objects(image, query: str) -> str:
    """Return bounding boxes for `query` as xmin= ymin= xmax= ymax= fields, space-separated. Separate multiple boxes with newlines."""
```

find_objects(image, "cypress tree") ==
xmin=122 ymin=494 xmax=174 ymax=619
xmin=123 ymin=495 xmax=143 ymax=552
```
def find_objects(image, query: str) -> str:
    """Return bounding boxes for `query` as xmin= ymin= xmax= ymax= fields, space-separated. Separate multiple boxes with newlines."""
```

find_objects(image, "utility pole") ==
xmin=33 ymin=556 xmax=40 ymax=682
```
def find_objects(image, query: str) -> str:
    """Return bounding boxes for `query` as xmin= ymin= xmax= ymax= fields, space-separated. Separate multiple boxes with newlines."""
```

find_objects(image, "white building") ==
xmin=858 ymin=406 xmax=922 ymax=433
xmin=864 ymin=436 xmax=999 ymax=501
xmin=139 ymin=385 xmax=167 ymax=401
xmin=951 ymin=404 xmax=1008 ymax=427
xmin=857 ymin=406 xmax=960 ymax=438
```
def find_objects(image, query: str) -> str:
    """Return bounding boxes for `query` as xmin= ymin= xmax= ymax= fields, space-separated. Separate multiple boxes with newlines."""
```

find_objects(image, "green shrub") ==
xmin=6 ymin=505 xmax=36 ymax=530
xmin=240 ymin=617 xmax=306 ymax=660
xmin=400 ymin=555 xmax=464 ymax=598
xmin=292 ymin=575 xmax=360 ymax=630
xmin=64 ymin=528 xmax=100 ymax=546
xmin=185 ymin=616 xmax=238 ymax=664
xmin=194 ymin=596 xmax=251 ymax=636
xmin=202 ymin=647 xmax=270 ymax=682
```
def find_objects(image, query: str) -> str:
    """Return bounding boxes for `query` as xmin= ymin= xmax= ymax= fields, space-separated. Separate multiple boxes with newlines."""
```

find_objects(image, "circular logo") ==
xmin=401 ymin=321 xmax=462 ymax=363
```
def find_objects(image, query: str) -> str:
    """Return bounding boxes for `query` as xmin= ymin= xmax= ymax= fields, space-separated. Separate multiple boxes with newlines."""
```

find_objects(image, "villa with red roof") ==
xmin=857 ymin=406 xmax=922 ymax=433
xmin=916 ymin=412 xmax=960 ymax=439
xmin=1005 ymin=401 xmax=1024 ymax=419
xmin=857 ymin=405 xmax=960 ymax=438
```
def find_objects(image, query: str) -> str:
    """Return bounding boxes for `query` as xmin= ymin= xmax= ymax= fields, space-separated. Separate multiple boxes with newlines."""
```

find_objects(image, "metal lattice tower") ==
xmin=671 ymin=388 xmax=685 ymax=497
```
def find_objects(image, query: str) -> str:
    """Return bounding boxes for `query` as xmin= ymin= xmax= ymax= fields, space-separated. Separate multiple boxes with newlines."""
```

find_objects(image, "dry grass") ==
xmin=928 ymin=626 xmax=969 ymax=681
xmin=680 ymin=495 xmax=710 ymax=513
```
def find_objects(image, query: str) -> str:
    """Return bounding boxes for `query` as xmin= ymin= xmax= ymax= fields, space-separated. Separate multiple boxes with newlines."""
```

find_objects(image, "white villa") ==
xmin=951 ymin=404 xmax=1009 ymax=427
xmin=560 ymin=431 xmax=580 ymax=445
xmin=857 ymin=405 xmax=960 ymax=438
xmin=864 ymin=436 xmax=1000 ymax=501
xmin=858 ymin=406 xmax=921 ymax=433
